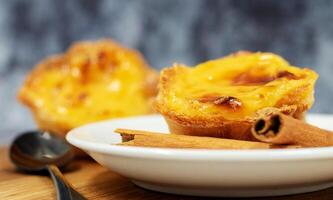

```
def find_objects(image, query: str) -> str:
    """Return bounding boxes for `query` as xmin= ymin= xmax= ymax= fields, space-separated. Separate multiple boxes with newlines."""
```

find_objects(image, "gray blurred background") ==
xmin=0 ymin=0 xmax=333 ymax=144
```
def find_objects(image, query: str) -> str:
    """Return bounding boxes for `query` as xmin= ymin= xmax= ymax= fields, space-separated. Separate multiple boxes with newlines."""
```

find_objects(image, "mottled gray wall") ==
xmin=1 ymin=0 xmax=333 ymax=144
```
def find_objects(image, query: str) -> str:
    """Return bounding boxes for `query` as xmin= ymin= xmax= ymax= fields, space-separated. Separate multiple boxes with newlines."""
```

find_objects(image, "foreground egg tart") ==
xmin=18 ymin=39 xmax=158 ymax=136
xmin=155 ymin=52 xmax=318 ymax=141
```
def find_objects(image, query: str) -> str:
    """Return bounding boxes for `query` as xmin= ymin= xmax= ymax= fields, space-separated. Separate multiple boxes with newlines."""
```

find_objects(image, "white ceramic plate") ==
xmin=67 ymin=114 xmax=333 ymax=197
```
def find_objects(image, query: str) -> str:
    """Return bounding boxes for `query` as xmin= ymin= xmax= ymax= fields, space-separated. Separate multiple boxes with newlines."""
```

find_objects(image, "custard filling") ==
xmin=157 ymin=52 xmax=318 ymax=121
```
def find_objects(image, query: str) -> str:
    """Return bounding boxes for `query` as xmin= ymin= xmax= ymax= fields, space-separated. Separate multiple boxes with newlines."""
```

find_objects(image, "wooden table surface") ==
xmin=1 ymin=147 xmax=333 ymax=200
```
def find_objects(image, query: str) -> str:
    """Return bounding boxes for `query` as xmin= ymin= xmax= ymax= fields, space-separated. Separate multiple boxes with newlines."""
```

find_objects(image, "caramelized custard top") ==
xmin=18 ymin=40 xmax=157 ymax=129
xmin=156 ymin=52 xmax=318 ymax=120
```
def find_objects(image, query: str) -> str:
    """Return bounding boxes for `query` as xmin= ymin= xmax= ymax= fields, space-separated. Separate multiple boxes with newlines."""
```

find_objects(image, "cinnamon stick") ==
xmin=252 ymin=113 xmax=333 ymax=147
xmin=115 ymin=128 xmax=293 ymax=149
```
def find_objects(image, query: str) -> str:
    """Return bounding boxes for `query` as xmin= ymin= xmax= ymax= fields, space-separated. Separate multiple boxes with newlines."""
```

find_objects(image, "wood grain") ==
xmin=1 ymin=147 xmax=333 ymax=200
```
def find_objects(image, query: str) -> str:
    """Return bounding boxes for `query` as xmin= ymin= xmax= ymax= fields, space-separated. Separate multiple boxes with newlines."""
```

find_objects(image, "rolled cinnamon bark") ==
xmin=115 ymin=128 xmax=296 ymax=149
xmin=252 ymin=113 xmax=333 ymax=147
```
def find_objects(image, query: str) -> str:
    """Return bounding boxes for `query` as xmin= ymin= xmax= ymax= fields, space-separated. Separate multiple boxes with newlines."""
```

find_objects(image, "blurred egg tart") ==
xmin=18 ymin=39 xmax=158 ymax=136
xmin=155 ymin=51 xmax=318 ymax=141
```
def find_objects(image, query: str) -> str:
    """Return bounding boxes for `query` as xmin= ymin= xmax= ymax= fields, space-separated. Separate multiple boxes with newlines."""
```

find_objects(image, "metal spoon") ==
xmin=9 ymin=130 xmax=86 ymax=200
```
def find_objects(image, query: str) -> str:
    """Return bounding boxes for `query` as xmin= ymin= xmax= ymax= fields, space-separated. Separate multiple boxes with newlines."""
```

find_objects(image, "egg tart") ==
xmin=18 ymin=39 xmax=158 ymax=136
xmin=155 ymin=51 xmax=318 ymax=141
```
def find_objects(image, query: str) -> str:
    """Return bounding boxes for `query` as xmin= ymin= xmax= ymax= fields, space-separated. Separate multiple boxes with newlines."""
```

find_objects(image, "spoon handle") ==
xmin=47 ymin=165 xmax=86 ymax=200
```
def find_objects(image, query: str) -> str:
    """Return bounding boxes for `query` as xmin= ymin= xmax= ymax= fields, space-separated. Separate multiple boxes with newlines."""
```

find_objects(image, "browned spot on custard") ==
xmin=198 ymin=94 xmax=242 ymax=110
xmin=97 ymin=51 xmax=107 ymax=71
xmin=101 ymin=110 xmax=110 ymax=116
xmin=232 ymin=70 xmax=301 ymax=86
xmin=232 ymin=72 xmax=275 ymax=85
xmin=97 ymin=51 xmax=118 ymax=71
xmin=98 ymin=51 xmax=107 ymax=61
xmin=78 ymin=58 xmax=91 ymax=84
xmin=277 ymin=70 xmax=299 ymax=80
xmin=77 ymin=92 xmax=88 ymax=101
xmin=55 ymin=82 xmax=64 ymax=90
xmin=258 ymin=94 xmax=265 ymax=99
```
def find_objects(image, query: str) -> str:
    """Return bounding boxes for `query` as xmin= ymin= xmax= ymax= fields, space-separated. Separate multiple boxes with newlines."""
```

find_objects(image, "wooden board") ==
xmin=1 ymin=147 xmax=333 ymax=200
